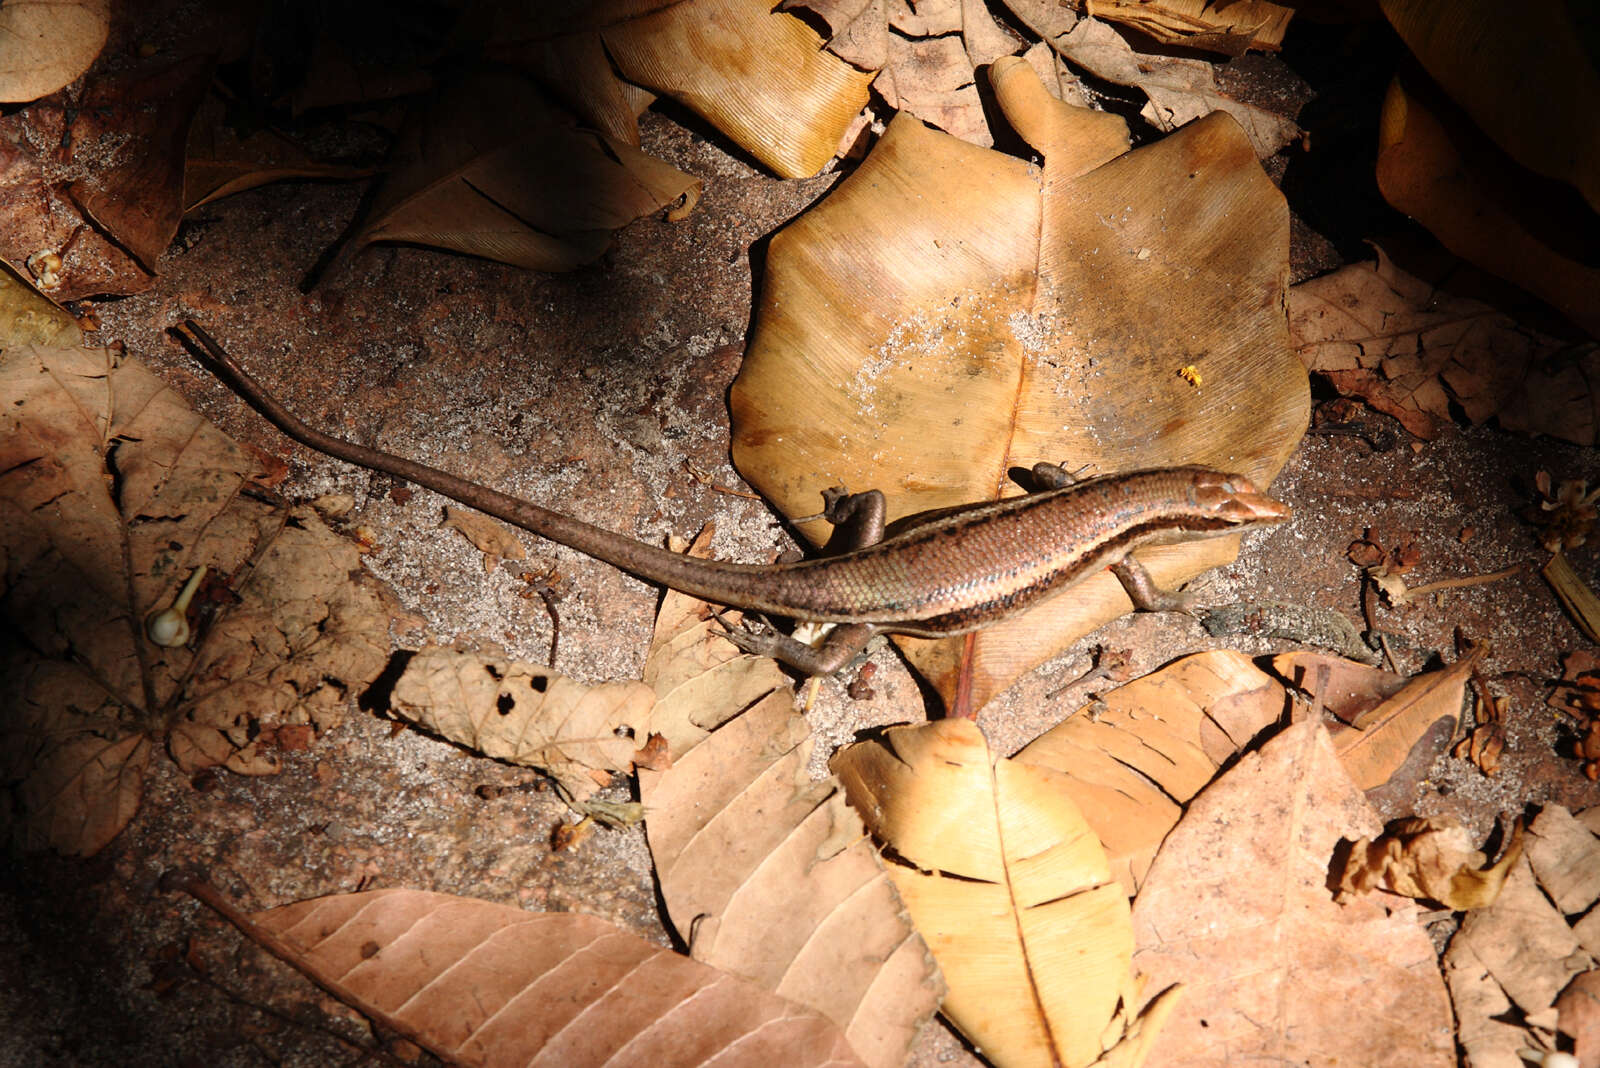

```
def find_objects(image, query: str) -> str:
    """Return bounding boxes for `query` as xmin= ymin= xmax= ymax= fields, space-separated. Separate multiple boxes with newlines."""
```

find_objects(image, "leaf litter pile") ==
xmin=2 ymin=1 xmax=1600 ymax=1067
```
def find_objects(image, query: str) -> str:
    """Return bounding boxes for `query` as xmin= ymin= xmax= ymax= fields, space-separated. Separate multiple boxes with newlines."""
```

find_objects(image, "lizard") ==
xmin=176 ymin=320 xmax=1290 ymax=676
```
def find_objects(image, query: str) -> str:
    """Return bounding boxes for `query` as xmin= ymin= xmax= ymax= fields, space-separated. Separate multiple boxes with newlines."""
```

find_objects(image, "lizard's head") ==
xmin=1188 ymin=469 xmax=1292 ymax=528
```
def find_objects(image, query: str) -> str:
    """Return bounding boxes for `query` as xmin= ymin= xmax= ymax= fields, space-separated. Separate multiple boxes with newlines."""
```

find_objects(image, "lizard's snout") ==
xmin=1196 ymin=473 xmax=1292 ymax=525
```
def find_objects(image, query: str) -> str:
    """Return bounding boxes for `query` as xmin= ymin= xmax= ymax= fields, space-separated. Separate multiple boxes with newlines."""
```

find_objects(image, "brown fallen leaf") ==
xmin=833 ymin=717 xmax=1174 ymax=1068
xmin=0 ymin=55 xmax=211 ymax=299
xmin=388 ymin=642 xmax=654 ymax=802
xmin=487 ymin=0 xmax=874 ymax=179
xmin=0 ymin=257 xmax=80 ymax=348
xmin=1546 ymin=553 xmax=1600 ymax=647
xmin=340 ymin=71 xmax=701 ymax=274
xmin=1085 ymin=0 xmax=1293 ymax=56
xmin=1525 ymin=806 xmax=1600 ymax=920
xmin=1556 ymin=969 xmax=1600 ymax=1068
xmin=640 ymin=690 xmax=941 ymax=1068
xmin=733 ymin=60 xmax=1305 ymax=713
xmin=1333 ymin=815 xmax=1523 ymax=909
xmin=0 ymin=0 xmax=110 ymax=103
xmin=1130 ymin=718 xmax=1455 ymax=1067
xmin=1376 ymin=75 xmax=1600 ymax=339
xmin=1290 ymin=244 xmax=1582 ymax=441
xmin=177 ymin=879 xmax=867 ymax=1067
xmin=1380 ymin=0 xmax=1600 ymax=213
xmin=182 ymin=92 xmax=374 ymax=210
xmin=1014 ymin=650 xmax=1287 ymax=893
xmin=0 ymin=343 xmax=398 ymax=854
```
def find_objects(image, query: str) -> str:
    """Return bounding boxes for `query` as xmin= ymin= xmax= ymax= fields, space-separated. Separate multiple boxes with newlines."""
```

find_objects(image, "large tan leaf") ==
xmin=1380 ymin=0 xmax=1600 ymax=212
xmin=0 ymin=0 xmax=109 ymax=103
xmin=832 ymin=718 xmax=1172 ymax=1068
xmin=389 ymin=643 xmax=656 ymax=801
xmin=344 ymin=72 xmax=700 ymax=272
xmin=1013 ymin=650 xmax=1286 ymax=893
xmin=641 ymin=690 xmax=941 ymax=1068
xmin=0 ymin=344 xmax=396 ymax=854
xmin=184 ymin=882 xmax=867 ymax=1067
xmin=490 ymin=0 xmax=874 ymax=179
xmin=1085 ymin=0 xmax=1292 ymax=56
xmin=733 ymin=59 xmax=1305 ymax=712
xmin=1130 ymin=719 xmax=1455 ymax=1066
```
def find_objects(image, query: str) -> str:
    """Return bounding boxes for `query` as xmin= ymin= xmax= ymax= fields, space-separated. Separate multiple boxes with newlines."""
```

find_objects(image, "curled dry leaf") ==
xmin=1333 ymin=815 xmax=1523 ymax=909
xmin=0 ymin=257 xmax=79 ymax=348
xmin=441 ymin=506 xmax=527 ymax=573
xmin=487 ymin=0 xmax=873 ymax=179
xmin=1084 ymin=0 xmax=1293 ymax=57
xmin=1014 ymin=650 xmax=1286 ymax=894
xmin=388 ymin=643 xmax=654 ymax=802
xmin=0 ymin=344 xmax=397 ymax=854
xmin=1130 ymin=719 xmax=1455 ymax=1067
xmin=1380 ymin=0 xmax=1600 ymax=213
xmin=833 ymin=717 xmax=1172 ymax=1068
xmin=343 ymin=72 xmax=701 ymax=273
xmin=187 ymin=882 xmax=866 ymax=1067
xmin=183 ymin=92 xmax=373 ymax=211
xmin=0 ymin=0 xmax=109 ymax=103
xmin=733 ymin=60 xmax=1305 ymax=712
xmin=1022 ymin=13 xmax=1301 ymax=158
xmin=1289 ymin=244 xmax=1591 ymax=442
xmin=0 ymin=55 xmax=211 ymax=299
xmin=1376 ymin=76 xmax=1600 ymax=339
xmin=640 ymin=690 xmax=941 ymax=1068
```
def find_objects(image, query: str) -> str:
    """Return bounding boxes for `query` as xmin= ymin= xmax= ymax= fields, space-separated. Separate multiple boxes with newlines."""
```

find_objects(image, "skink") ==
xmin=178 ymin=322 xmax=1290 ymax=675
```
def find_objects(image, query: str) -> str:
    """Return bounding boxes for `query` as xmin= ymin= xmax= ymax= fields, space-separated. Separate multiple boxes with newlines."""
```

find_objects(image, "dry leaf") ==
xmin=0 ymin=257 xmax=79 ymax=347
xmin=441 ymin=506 xmax=527 ymax=573
xmin=733 ymin=61 xmax=1305 ymax=712
xmin=1130 ymin=719 xmax=1455 ymax=1066
xmin=1014 ymin=650 xmax=1287 ymax=893
xmin=1525 ymin=806 xmax=1600 ymax=919
xmin=1556 ymin=970 xmax=1600 ymax=1068
xmin=1290 ymin=244 xmax=1584 ymax=441
xmin=1545 ymin=553 xmax=1600 ymax=644
xmin=388 ymin=643 xmax=654 ymax=801
xmin=488 ymin=0 xmax=874 ymax=179
xmin=0 ymin=55 xmax=211 ymax=299
xmin=1375 ymin=76 xmax=1600 ymax=339
xmin=642 ymin=527 xmax=791 ymax=759
xmin=641 ymin=690 xmax=941 ymax=1068
xmin=1333 ymin=815 xmax=1522 ymax=909
xmin=833 ymin=718 xmax=1171 ymax=1068
xmin=1315 ymin=651 xmax=1473 ymax=795
xmin=183 ymin=92 xmax=373 ymax=210
xmin=1450 ymin=854 xmax=1592 ymax=1018
xmin=1029 ymin=14 xmax=1300 ymax=158
xmin=1 ymin=343 xmax=397 ymax=854
xmin=1085 ymin=0 xmax=1293 ymax=56
xmin=0 ymin=0 xmax=110 ymax=103
xmin=343 ymin=72 xmax=701 ymax=273
xmin=1380 ymin=0 xmax=1600 ymax=213
xmin=184 ymin=882 xmax=866 ymax=1067
xmin=1446 ymin=939 xmax=1529 ymax=1068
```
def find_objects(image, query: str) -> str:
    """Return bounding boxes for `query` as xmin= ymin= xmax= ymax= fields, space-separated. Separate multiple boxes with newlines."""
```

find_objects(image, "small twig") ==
xmin=681 ymin=459 xmax=762 ymax=500
xmin=1404 ymin=564 xmax=1523 ymax=600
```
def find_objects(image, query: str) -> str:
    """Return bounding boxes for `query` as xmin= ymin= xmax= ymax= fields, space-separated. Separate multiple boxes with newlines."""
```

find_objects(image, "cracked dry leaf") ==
xmin=0 ymin=0 xmax=109 ymax=103
xmin=1130 ymin=719 xmax=1455 ymax=1067
xmin=801 ymin=0 xmax=1022 ymax=147
xmin=733 ymin=60 xmax=1305 ymax=713
xmin=192 ymin=884 xmax=866 ymax=1067
xmin=833 ymin=717 xmax=1174 ymax=1068
xmin=487 ymin=0 xmax=874 ymax=179
xmin=1376 ymin=76 xmax=1600 ymax=339
xmin=1333 ymin=816 xmax=1522 ymax=909
xmin=388 ymin=643 xmax=654 ymax=802
xmin=1015 ymin=13 xmax=1300 ymax=158
xmin=441 ymin=506 xmax=526 ymax=573
xmin=641 ymin=691 xmax=941 ymax=1068
xmin=1084 ymin=0 xmax=1292 ymax=56
xmin=1290 ymin=244 xmax=1587 ymax=441
xmin=0 ymin=344 xmax=397 ymax=854
xmin=642 ymin=527 xmax=789 ymax=759
xmin=342 ymin=72 xmax=701 ymax=273
xmin=1014 ymin=650 xmax=1286 ymax=894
